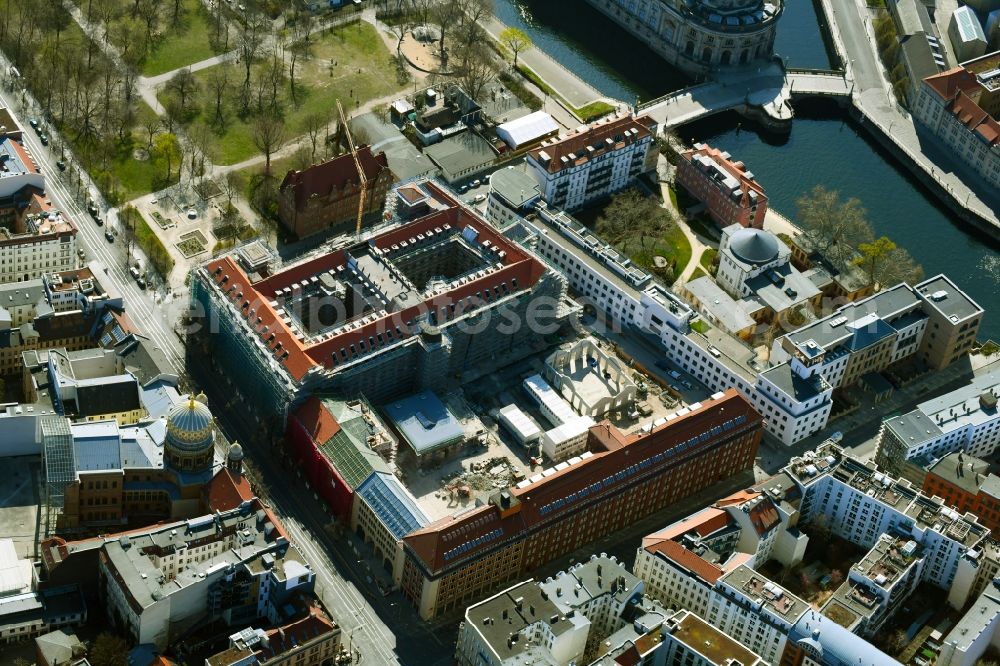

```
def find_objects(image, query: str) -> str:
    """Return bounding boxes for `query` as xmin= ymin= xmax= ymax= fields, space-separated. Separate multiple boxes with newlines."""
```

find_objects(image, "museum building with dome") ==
xmin=583 ymin=0 xmax=783 ymax=77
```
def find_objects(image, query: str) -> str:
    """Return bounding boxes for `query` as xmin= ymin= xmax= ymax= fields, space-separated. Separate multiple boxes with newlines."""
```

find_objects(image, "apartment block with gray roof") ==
xmin=875 ymin=368 xmax=1000 ymax=475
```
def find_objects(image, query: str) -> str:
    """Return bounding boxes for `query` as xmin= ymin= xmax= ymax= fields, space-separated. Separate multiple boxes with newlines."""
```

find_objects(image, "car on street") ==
xmin=471 ymin=194 xmax=486 ymax=204
xmin=104 ymin=230 xmax=114 ymax=242
xmin=55 ymin=160 xmax=66 ymax=171
xmin=129 ymin=266 xmax=141 ymax=280
xmin=187 ymin=209 xmax=197 ymax=219
xmin=39 ymin=134 xmax=49 ymax=146
xmin=93 ymin=214 xmax=103 ymax=226
xmin=472 ymin=179 xmax=481 ymax=187
xmin=681 ymin=380 xmax=694 ymax=390
xmin=459 ymin=184 xmax=468 ymax=193
xmin=136 ymin=277 xmax=147 ymax=290
xmin=29 ymin=119 xmax=39 ymax=132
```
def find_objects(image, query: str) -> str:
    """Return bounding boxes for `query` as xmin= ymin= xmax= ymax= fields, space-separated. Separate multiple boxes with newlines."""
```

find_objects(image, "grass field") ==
xmin=127 ymin=208 xmax=175 ymax=278
xmin=617 ymin=224 xmax=691 ymax=285
xmin=700 ymin=248 xmax=717 ymax=271
xmin=169 ymin=21 xmax=403 ymax=165
xmin=142 ymin=0 xmax=222 ymax=75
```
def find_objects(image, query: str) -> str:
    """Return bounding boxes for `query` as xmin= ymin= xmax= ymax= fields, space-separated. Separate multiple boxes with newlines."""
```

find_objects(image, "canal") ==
xmin=495 ymin=0 xmax=999 ymax=342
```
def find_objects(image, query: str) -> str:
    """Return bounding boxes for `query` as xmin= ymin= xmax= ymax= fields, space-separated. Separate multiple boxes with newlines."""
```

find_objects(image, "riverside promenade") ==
xmin=819 ymin=0 xmax=1000 ymax=235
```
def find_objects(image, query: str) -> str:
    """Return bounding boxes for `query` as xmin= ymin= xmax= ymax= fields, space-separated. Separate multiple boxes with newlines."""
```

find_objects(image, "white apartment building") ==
xmin=708 ymin=565 xmax=808 ymax=663
xmin=791 ymin=446 xmax=990 ymax=594
xmin=913 ymin=53 xmax=1000 ymax=189
xmin=455 ymin=554 xmax=646 ymax=666
xmin=526 ymin=113 xmax=657 ymax=212
xmin=503 ymin=193 xmax=981 ymax=446
xmin=875 ymin=369 xmax=1000 ymax=475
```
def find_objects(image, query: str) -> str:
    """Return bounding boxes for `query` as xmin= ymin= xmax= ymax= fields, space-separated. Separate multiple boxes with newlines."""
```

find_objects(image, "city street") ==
xmin=0 ymin=82 xmax=186 ymax=373
xmin=191 ymin=359 xmax=456 ymax=666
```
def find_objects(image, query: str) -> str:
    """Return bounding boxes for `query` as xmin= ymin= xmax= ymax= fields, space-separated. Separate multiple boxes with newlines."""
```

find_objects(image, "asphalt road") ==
xmin=191 ymin=359 xmax=457 ymax=666
xmin=0 ymin=77 xmax=186 ymax=372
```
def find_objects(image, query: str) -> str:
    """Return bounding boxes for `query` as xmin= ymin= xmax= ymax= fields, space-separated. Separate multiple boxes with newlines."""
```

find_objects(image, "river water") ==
xmin=494 ymin=0 xmax=999 ymax=341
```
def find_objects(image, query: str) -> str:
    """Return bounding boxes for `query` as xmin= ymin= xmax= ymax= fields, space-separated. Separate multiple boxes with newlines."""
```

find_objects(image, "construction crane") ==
xmin=336 ymin=99 xmax=368 ymax=237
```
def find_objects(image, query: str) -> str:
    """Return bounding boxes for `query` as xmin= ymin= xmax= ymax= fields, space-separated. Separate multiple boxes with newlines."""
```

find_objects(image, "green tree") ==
xmin=596 ymin=188 xmax=674 ymax=250
xmin=855 ymin=236 xmax=923 ymax=288
xmin=89 ymin=632 xmax=129 ymax=666
xmin=153 ymin=132 xmax=180 ymax=181
xmin=796 ymin=185 xmax=874 ymax=273
xmin=499 ymin=27 xmax=532 ymax=69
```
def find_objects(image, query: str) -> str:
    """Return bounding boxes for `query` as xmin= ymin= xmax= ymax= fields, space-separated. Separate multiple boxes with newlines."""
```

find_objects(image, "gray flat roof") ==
xmin=424 ymin=133 xmax=496 ymax=178
xmin=685 ymin=277 xmax=755 ymax=333
xmin=383 ymin=390 xmax=465 ymax=454
xmin=927 ymin=452 xmax=991 ymax=496
xmin=882 ymin=409 xmax=943 ymax=449
xmin=488 ymin=166 xmax=540 ymax=210
xmin=760 ymin=364 xmax=827 ymax=402
xmin=785 ymin=283 xmax=920 ymax=351
xmin=915 ymin=274 xmax=983 ymax=323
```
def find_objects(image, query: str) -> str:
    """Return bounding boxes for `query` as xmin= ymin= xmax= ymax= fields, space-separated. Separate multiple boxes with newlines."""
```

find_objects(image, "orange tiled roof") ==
xmin=203 ymin=200 xmax=548 ymax=384
xmin=204 ymin=468 xmax=254 ymax=512
xmin=527 ymin=114 xmax=657 ymax=174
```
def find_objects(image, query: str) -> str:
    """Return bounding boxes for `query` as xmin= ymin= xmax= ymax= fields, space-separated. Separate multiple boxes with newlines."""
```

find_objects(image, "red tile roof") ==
xmin=204 ymin=468 xmax=254 ymax=512
xmin=403 ymin=390 xmax=760 ymax=573
xmin=923 ymin=67 xmax=1000 ymax=147
xmin=279 ymin=146 xmax=390 ymax=211
xmin=202 ymin=200 xmax=548 ymax=385
xmin=645 ymin=539 xmax=725 ymax=585
xmin=528 ymin=113 xmax=656 ymax=174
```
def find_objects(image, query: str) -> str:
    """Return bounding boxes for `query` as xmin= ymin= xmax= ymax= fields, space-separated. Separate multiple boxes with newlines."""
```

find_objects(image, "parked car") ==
xmin=104 ymin=230 xmax=114 ymax=242
xmin=93 ymin=214 xmax=103 ymax=226
xmin=472 ymin=194 xmax=486 ymax=204
xmin=29 ymin=119 xmax=39 ymax=132
xmin=55 ymin=160 xmax=66 ymax=171
xmin=472 ymin=179 xmax=481 ymax=187
xmin=39 ymin=133 xmax=49 ymax=146
xmin=136 ymin=277 xmax=147 ymax=290
xmin=668 ymin=369 xmax=682 ymax=380
xmin=129 ymin=266 xmax=141 ymax=280
xmin=681 ymin=380 xmax=694 ymax=390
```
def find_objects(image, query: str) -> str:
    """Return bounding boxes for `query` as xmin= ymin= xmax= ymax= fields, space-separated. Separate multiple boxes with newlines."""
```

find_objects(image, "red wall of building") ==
xmin=284 ymin=418 xmax=355 ymax=522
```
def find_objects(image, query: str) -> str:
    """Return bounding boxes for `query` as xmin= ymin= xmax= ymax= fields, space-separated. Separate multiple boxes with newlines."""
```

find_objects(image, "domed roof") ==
xmin=228 ymin=442 xmax=244 ymax=461
xmin=728 ymin=227 xmax=780 ymax=265
xmin=166 ymin=394 xmax=214 ymax=452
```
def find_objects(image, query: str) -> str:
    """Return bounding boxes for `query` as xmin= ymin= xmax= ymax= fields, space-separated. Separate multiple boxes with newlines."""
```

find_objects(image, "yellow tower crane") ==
xmin=336 ymin=99 xmax=368 ymax=237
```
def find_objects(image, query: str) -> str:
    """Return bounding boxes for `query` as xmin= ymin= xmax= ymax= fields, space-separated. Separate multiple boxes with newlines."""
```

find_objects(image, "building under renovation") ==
xmin=191 ymin=182 xmax=574 ymax=436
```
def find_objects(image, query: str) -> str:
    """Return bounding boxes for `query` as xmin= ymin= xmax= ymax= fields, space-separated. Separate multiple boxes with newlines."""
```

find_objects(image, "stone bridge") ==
xmin=638 ymin=65 xmax=851 ymax=129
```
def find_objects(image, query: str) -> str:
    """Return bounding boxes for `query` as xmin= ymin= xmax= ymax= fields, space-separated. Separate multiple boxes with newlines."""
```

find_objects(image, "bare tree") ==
xmin=166 ymin=68 xmax=199 ymax=119
xmin=287 ymin=13 xmax=313 ymax=106
xmin=206 ymin=65 xmax=231 ymax=127
xmin=455 ymin=43 xmax=496 ymax=101
xmin=252 ymin=115 xmax=285 ymax=175
xmin=302 ymin=112 xmax=326 ymax=163
xmin=237 ymin=14 xmax=268 ymax=113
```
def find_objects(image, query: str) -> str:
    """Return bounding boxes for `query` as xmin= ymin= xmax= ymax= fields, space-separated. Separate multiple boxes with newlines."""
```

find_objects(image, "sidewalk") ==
xmin=479 ymin=15 xmax=610 ymax=110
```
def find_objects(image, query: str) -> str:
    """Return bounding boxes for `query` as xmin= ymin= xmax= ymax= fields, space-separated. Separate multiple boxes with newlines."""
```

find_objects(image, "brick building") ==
xmin=676 ymin=142 xmax=767 ymax=229
xmin=277 ymin=146 xmax=393 ymax=240
xmin=922 ymin=452 xmax=1000 ymax=533
xmin=399 ymin=390 xmax=762 ymax=619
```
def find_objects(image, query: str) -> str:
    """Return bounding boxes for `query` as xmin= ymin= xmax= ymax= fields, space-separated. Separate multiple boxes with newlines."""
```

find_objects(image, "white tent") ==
xmin=497 ymin=112 xmax=559 ymax=149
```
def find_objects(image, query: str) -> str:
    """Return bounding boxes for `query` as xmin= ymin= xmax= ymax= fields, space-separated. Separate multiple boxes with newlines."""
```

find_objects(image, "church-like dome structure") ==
xmin=728 ymin=227 xmax=780 ymax=265
xmin=164 ymin=394 xmax=215 ymax=473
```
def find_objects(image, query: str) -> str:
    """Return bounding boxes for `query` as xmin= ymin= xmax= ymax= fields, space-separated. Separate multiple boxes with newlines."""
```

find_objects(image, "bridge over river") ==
xmin=638 ymin=63 xmax=851 ymax=129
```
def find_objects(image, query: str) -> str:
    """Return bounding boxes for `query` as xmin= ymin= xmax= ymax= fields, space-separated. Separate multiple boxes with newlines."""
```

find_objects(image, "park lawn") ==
xmin=142 ymin=0 xmax=221 ymax=75
xmin=618 ymin=224 xmax=691 ymax=285
xmin=700 ymin=248 xmax=717 ymax=270
xmin=175 ymin=21 xmax=403 ymax=165
xmin=574 ymin=101 xmax=615 ymax=122
xmin=113 ymin=102 xmax=179 ymax=202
